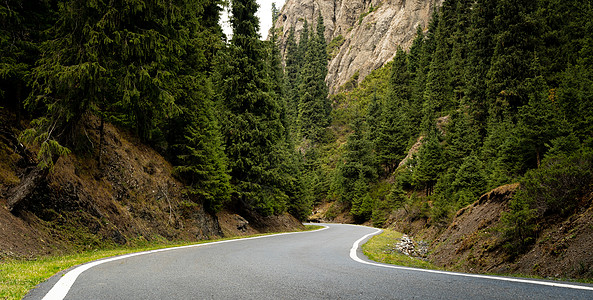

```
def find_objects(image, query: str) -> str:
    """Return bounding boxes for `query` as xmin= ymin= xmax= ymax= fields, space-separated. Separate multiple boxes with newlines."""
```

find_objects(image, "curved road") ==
xmin=27 ymin=224 xmax=593 ymax=299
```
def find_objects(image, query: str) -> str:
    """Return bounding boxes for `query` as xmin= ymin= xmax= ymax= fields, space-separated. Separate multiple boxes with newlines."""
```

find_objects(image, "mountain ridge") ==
xmin=274 ymin=0 xmax=442 ymax=93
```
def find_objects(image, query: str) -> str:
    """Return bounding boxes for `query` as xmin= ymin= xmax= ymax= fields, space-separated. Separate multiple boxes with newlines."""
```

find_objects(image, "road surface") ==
xmin=26 ymin=223 xmax=593 ymax=299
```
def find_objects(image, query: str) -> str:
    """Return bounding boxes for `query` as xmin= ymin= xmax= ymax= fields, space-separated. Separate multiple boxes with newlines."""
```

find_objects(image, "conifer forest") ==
xmin=1 ymin=0 xmax=592 ymax=257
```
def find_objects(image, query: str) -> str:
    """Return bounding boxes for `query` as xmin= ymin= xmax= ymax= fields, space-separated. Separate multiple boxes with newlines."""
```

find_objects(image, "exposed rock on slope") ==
xmin=274 ymin=0 xmax=442 ymax=93
xmin=0 ymin=115 xmax=222 ymax=258
xmin=0 ymin=112 xmax=303 ymax=259
xmin=410 ymin=183 xmax=593 ymax=280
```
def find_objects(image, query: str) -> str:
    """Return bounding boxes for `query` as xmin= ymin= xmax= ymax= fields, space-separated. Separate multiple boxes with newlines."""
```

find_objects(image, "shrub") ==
xmin=502 ymin=148 xmax=593 ymax=255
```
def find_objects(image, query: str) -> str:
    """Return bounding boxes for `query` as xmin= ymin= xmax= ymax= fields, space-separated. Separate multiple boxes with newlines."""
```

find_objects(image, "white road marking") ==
xmin=349 ymin=227 xmax=593 ymax=292
xmin=41 ymin=226 xmax=329 ymax=300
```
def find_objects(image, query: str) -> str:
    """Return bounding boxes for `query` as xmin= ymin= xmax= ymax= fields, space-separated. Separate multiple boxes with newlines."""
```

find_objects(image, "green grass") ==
xmin=304 ymin=224 xmax=325 ymax=231
xmin=0 ymin=226 xmax=322 ymax=300
xmin=362 ymin=228 xmax=438 ymax=270
xmin=362 ymin=229 xmax=593 ymax=285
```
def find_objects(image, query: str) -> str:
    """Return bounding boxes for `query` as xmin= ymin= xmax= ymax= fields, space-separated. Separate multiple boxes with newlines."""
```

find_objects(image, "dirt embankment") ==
xmin=397 ymin=184 xmax=593 ymax=280
xmin=0 ymin=111 xmax=302 ymax=260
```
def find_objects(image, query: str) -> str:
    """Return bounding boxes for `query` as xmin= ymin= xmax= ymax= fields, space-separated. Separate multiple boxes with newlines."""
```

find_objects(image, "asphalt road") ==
xmin=27 ymin=224 xmax=593 ymax=299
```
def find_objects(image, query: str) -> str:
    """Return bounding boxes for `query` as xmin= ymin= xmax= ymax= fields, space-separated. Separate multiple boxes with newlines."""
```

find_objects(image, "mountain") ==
xmin=273 ymin=0 xmax=442 ymax=93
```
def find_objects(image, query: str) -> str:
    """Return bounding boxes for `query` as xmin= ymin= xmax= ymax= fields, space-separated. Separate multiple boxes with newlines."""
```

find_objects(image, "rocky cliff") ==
xmin=274 ymin=0 xmax=442 ymax=93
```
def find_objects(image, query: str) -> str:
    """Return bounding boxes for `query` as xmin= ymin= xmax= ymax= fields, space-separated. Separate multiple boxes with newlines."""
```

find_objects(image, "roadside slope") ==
xmin=0 ymin=111 xmax=303 ymax=260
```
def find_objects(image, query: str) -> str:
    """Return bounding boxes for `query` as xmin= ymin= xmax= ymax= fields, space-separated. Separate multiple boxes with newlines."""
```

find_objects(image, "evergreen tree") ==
xmin=297 ymin=19 xmax=310 ymax=70
xmin=411 ymin=9 xmax=438 ymax=134
xmin=376 ymin=47 xmax=412 ymax=174
xmin=451 ymin=155 xmax=487 ymax=206
xmin=408 ymin=26 xmax=424 ymax=77
xmin=338 ymin=116 xmax=377 ymax=204
xmin=169 ymin=0 xmax=231 ymax=213
xmin=556 ymin=3 xmax=593 ymax=144
xmin=412 ymin=130 xmax=444 ymax=196
xmin=448 ymin=0 xmax=471 ymax=104
xmin=424 ymin=1 xmax=455 ymax=122
xmin=0 ymin=0 xmax=55 ymax=121
xmin=516 ymin=61 xmax=568 ymax=169
xmin=443 ymin=110 xmax=480 ymax=167
xmin=366 ymin=92 xmax=382 ymax=146
xmin=297 ymin=13 xmax=330 ymax=142
xmin=463 ymin=0 xmax=496 ymax=135
xmin=283 ymin=27 xmax=300 ymax=134
xmin=486 ymin=0 xmax=539 ymax=120
xmin=218 ymin=0 xmax=289 ymax=215
xmin=408 ymin=26 xmax=426 ymax=132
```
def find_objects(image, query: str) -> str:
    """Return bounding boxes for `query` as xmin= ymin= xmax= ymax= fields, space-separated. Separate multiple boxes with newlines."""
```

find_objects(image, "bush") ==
xmin=520 ymin=149 xmax=592 ymax=217
xmin=502 ymin=148 xmax=593 ymax=255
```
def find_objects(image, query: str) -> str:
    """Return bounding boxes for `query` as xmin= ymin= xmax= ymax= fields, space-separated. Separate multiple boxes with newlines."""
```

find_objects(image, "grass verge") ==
xmin=0 ymin=225 xmax=321 ymax=300
xmin=362 ymin=228 xmax=593 ymax=285
xmin=362 ymin=228 xmax=438 ymax=270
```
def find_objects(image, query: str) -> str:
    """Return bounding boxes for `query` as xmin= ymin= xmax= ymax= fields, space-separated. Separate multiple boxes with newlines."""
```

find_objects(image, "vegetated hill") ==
xmin=273 ymin=0 xmax=442 ymax=94
xmin=302 ymin=0 xmax=593 ymax=280
xmin=392 ymin=183 xmax=593 ymax=280
xmin=0 ymin=110 xmax=302 ymax=259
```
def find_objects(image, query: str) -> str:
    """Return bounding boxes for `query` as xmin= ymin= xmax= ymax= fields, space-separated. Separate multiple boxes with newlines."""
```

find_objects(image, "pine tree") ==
xmin=297 ymin=13 xmax=330 ymax=142
xmin=424 ymin=1 xmax=456 ymax=121
xmin=463 ymin=0 xmax=496 ymax=135
xmin=0 ymin=0 xmax=55 ymax=121
xmin=516 ymin=60 xmax=568 ymax=169
xmin=486 ymin=0 xmax=539 ymax=120
xmin=411 ymin=9 xmax=438 ymax=134
xmin=338 ymin=116 xmax=377 ymax=204
xmin=376 ymin=47 xmax=412 ymax=174
xmin=556 ymin=3 xmax=593 ymax=145
xmin=443 ymin=110 xmax=480 ymax=167
xmin=408 ymin=26 xmax=426 ymax=133
xmin=218 ymin=0 xmax=289 ymax=215
xmin=284 ymin=27 xmax=300 ymax=134
xmin=366 ymin=92 xmax=382 ymax=147
xmin=451 ymin=155 xmax=487 ymax=206
xmin=412 ymin=130 xmax=444 ymax=196
xmin=448 ymin=0 xmax=471 ymax=104
xmin=169 ymin=0 xmax=231 ymax=213
xmin=297 ymin=19 xmax=310 ymax=70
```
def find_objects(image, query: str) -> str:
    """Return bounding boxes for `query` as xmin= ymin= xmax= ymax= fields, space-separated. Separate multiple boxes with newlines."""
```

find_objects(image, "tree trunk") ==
xmin=7 ymin=167 xmax=49 ymax=213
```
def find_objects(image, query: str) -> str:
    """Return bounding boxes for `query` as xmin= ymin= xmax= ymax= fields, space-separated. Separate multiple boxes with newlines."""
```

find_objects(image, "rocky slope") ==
xmin=274 ymin=0 xmax=442 ymax=93
xmin=0 ymin=110 xmax=303 ymax=259
xmin=390 ymin=184 xmax=593 ymax=280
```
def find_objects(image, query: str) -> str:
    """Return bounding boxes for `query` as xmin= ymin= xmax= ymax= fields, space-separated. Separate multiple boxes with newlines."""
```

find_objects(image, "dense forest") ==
xmin=282 ymin=0 xmax=593 ymax=256
xmin=0 ymin=0 xmax=317 ymax=219
xmin=2 ymin=0 xmax=593 ymax=257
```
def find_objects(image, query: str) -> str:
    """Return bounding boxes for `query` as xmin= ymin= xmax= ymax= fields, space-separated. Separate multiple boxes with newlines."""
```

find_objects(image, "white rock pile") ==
xmin=385 ymin=234 xmax=429 ymax=259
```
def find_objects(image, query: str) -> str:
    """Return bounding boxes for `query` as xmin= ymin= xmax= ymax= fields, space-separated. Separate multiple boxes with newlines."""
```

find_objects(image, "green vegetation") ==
xmin=294 ymin=0 xmax=593 ymax=259
xmin=358 ymin=5 xmax=379 ymax=25
xmin=2 ymin=0 xmax=593 ymax=272
xmin=1 ymin=0 xmax=311 ymax=219
xmin=362 ymin=229 xmax=437 ymax=269
xmin=327 ymin=34 xmax=345 ymax=59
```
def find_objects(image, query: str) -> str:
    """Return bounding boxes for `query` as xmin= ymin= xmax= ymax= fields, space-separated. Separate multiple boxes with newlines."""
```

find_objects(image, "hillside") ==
xmin=274 ymin=0 xmax=442 ymax=93
xmin=1 ymin=0 xmax=310 ymax=260
xmin=393 ymin=184 xmax=593 ymax=280
xmin=0 ymin=110 xmax=302 ymax=259
xmin=280 ymin=0 xmax=593 ymax=281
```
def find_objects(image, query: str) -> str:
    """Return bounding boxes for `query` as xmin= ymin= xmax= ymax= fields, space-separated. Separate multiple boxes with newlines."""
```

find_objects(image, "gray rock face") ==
xmin=273 ymin=0 xmax=442 ymax=94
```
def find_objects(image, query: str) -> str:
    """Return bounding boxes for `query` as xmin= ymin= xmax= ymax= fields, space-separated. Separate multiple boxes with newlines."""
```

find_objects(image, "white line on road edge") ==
xmin=41 ymin=226 xmax=329 ymax=300
xmin=349 ymin=228 xmax=593 ymax=292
